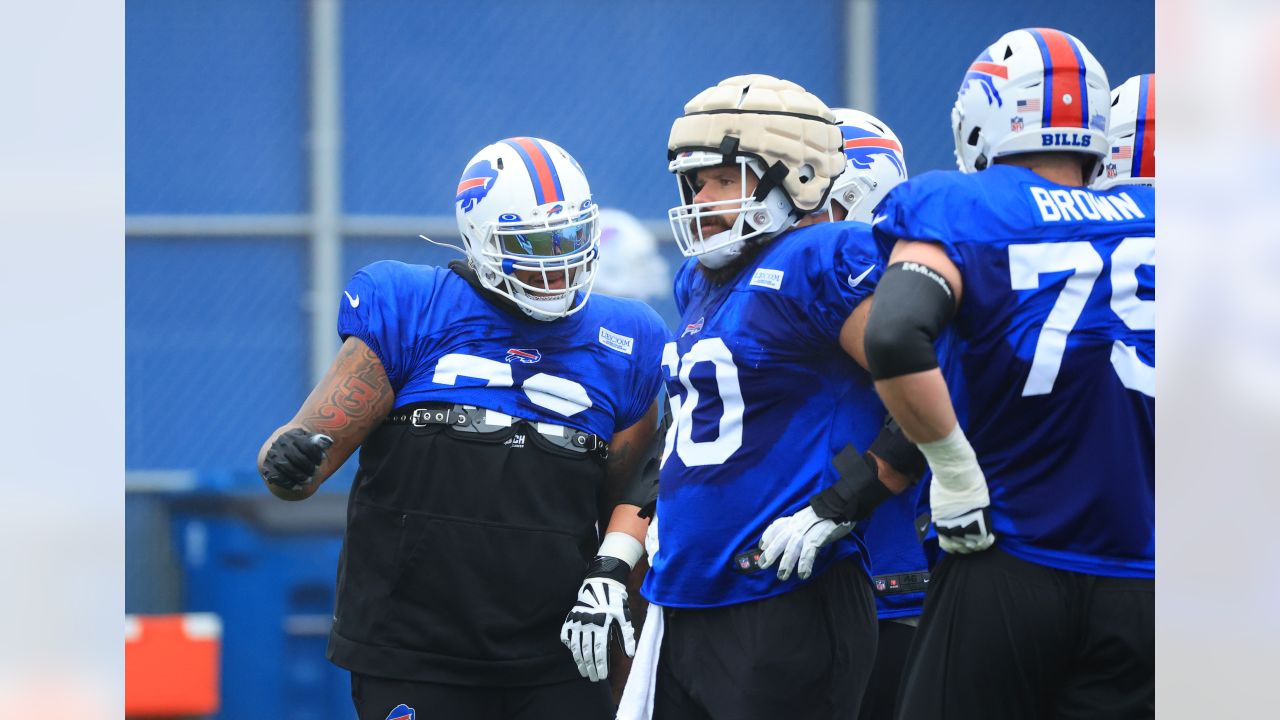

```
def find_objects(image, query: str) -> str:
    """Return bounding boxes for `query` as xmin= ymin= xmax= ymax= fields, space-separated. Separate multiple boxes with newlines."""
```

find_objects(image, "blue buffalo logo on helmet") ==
xmin=505 ymin=348 xmax=542 ymax=364
xmin=840 ymin=125 xmax=905 ymax=178
xmin=961 ymin=49 xmax=1008 ymax=107
xmin=456 ymin=159 xmax=500 ymax=213
xmin=384 ymin=704 xmax=414 ymax=720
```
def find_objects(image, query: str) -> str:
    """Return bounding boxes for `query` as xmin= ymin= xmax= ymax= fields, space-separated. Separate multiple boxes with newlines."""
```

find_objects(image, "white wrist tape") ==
xmin=918 ymin=424 xmax=989 ymax=518
xmin=598 ymin=531 xmax=645 ymax=570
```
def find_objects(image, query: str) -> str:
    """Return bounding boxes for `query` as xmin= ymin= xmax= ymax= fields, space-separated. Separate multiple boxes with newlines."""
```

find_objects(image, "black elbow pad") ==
xmin=864 ymin=261 xmax=956 ymax=380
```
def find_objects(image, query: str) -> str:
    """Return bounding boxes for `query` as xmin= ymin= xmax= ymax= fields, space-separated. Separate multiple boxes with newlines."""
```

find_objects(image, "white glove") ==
xmin=645 ymin=515 xmax=659 ymax=560
xmin=922 ymin=425 xmax=996 ymax=554
xmin=758 ymin=506 xmax=854 ymax=581
xmin=561 ymin=572 xmax=635 ymax=682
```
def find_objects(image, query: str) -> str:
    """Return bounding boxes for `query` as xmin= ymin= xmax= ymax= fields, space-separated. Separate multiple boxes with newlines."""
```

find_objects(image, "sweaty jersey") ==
xmin=642 ymin=222 xmax=884 ymax=608
xmin=337 ymin=260 xmax=667 ymax=438
xmin=874 ymin=165 xmax=1155 ymax=578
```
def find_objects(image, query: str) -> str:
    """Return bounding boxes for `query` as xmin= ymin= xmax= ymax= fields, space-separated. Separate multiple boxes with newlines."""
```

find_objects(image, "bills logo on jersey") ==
xmin=456 ymin=160 xmax=499 ymax=213
xmin=962 ymin=50 xmax=1008 ymax=106
xmin=505 ymin=348 xmax=542 ymax=364
xmin=840 ymin=126 xmax=906 ymax=178
xmin=681 ymin=316 xmax=704 ymax=337
xmin=385 ymin=705 xmax=415 ymax=720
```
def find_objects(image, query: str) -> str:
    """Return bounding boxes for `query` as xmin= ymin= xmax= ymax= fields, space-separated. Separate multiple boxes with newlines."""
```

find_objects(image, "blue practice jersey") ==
xmin=642 ymin=222 xmax=886 ymax=608
xmin=874 ymin=165 xmax=1155 ymax=578
xmin=336 ymin=261 xmax=669 ymax=439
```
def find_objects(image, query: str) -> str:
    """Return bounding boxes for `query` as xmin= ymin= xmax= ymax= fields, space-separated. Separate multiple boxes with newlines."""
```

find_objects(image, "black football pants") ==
xmin=896 ymin=548 xmax=1154 ymax=720
xmin=652 ymin=558 xmax=878 ymax=720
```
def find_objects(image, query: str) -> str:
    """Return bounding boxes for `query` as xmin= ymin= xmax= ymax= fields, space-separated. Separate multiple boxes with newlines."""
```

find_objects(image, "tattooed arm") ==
xmin=257 ymin=336 xmax=395 ymax=501
xmin=599 ymin=400 xmax=660 ymax=542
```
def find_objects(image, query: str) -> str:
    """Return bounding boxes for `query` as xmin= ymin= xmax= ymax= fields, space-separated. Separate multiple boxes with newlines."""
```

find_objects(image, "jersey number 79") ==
xmin=1009 ymin=236 xmax=1154 ymax=398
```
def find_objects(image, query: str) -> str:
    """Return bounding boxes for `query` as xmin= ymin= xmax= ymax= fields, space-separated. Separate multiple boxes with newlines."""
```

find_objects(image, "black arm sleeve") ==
xmin=868 ymin=416 xmax=926 ymax=481
xmin=863 ymin=261 xmax=957 ymax=380
xmin=809 ymin=416 xmax=926 ymax=523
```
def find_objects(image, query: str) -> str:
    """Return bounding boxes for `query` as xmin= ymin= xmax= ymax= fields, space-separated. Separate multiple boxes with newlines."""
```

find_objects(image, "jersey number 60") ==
xmin=661 ymin=338 xmax=744 ymax=467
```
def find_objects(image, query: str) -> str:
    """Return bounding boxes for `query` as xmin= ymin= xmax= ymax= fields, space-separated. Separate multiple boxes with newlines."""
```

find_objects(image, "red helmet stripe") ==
xmin=1138 ymin=74 xmax=1155 ymax=178
xmin=510 ymin=136 xmax=563 ymax=204
xmin=1034 ymin=28 xmax=1086 ymax=128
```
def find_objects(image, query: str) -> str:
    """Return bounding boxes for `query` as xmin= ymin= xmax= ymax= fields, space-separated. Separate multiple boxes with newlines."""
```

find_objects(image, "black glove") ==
xmin=261 ymin=429 xmax=333 ymax=489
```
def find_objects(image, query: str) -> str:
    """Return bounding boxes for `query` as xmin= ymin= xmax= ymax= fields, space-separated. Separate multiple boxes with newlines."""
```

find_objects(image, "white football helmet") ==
xmin=667 ymin=74 xmax=845 ymax=269
xmin=828 ymin=108 xmax=908 ymax=223
xmin=454 ymin=137 xmax=599 ymax=321
xmin=952 ymin=28 xmax=1111 ymax=179
xmin=1094 ymin=74 xmax=1155 ymax=190
xmin=592 ymin=208 xmax=671 ymax=300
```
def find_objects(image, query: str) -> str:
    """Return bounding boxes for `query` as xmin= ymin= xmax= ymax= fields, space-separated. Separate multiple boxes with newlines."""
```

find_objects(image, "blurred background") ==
xmin=122 ymin=1 xmax=1154 ymax=718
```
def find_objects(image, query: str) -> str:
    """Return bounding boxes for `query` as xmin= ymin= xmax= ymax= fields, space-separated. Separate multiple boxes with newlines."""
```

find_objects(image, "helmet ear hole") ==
xmin=975 ymin=154 xmax=988 ymax=171
xmin=967 ymin=127 xmax=981 ymax=147
xmin=797 ymin=163 xmax=815 ymax=183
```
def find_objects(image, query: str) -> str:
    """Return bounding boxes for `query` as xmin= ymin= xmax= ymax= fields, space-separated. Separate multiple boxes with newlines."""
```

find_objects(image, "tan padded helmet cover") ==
xmin=669 ymin=74 xmax=845 ymax=212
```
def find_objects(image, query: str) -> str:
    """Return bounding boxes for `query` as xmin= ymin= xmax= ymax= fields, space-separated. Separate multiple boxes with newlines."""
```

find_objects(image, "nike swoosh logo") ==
xmin=847 ymin=264 xmax=876 ymax=288
xmin=871 ymin=214 xmax=889 ymax=225
xmin=344 ymin=291 xmax=360 ymax=308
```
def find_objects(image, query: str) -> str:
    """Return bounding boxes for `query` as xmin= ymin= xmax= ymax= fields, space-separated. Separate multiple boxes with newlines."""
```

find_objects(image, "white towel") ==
xmin=616 ymin=603 xmax=664 ymax=720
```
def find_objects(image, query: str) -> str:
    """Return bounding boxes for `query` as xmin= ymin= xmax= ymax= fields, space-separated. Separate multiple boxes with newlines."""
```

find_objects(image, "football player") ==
xmin=821 ymin=107 xmax=932 ymax=720
xmin=635 ymin=75 xmax=919 ymax=719
xmin=1095 ymin=74 xmax=1155 ymax=190
xmin=865 ymin=29 xmax=1155 ymax=719
xmin=257 ymin=137 xmax=669 ymax=720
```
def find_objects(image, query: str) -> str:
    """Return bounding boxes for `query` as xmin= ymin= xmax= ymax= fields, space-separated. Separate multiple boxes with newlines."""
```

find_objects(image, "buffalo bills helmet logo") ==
xmin=961 ymin=49 xmax=1007 ymax=107
xmin=840 ymin=126 xmax=906 ymax=178
xmin=456 ymin=159 xmax=500 ymax=213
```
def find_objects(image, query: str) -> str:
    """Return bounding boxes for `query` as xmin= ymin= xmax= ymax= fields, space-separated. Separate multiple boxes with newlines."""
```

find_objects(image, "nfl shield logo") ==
xmin=1010 ymin=116 xmax=1024 ymax=132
